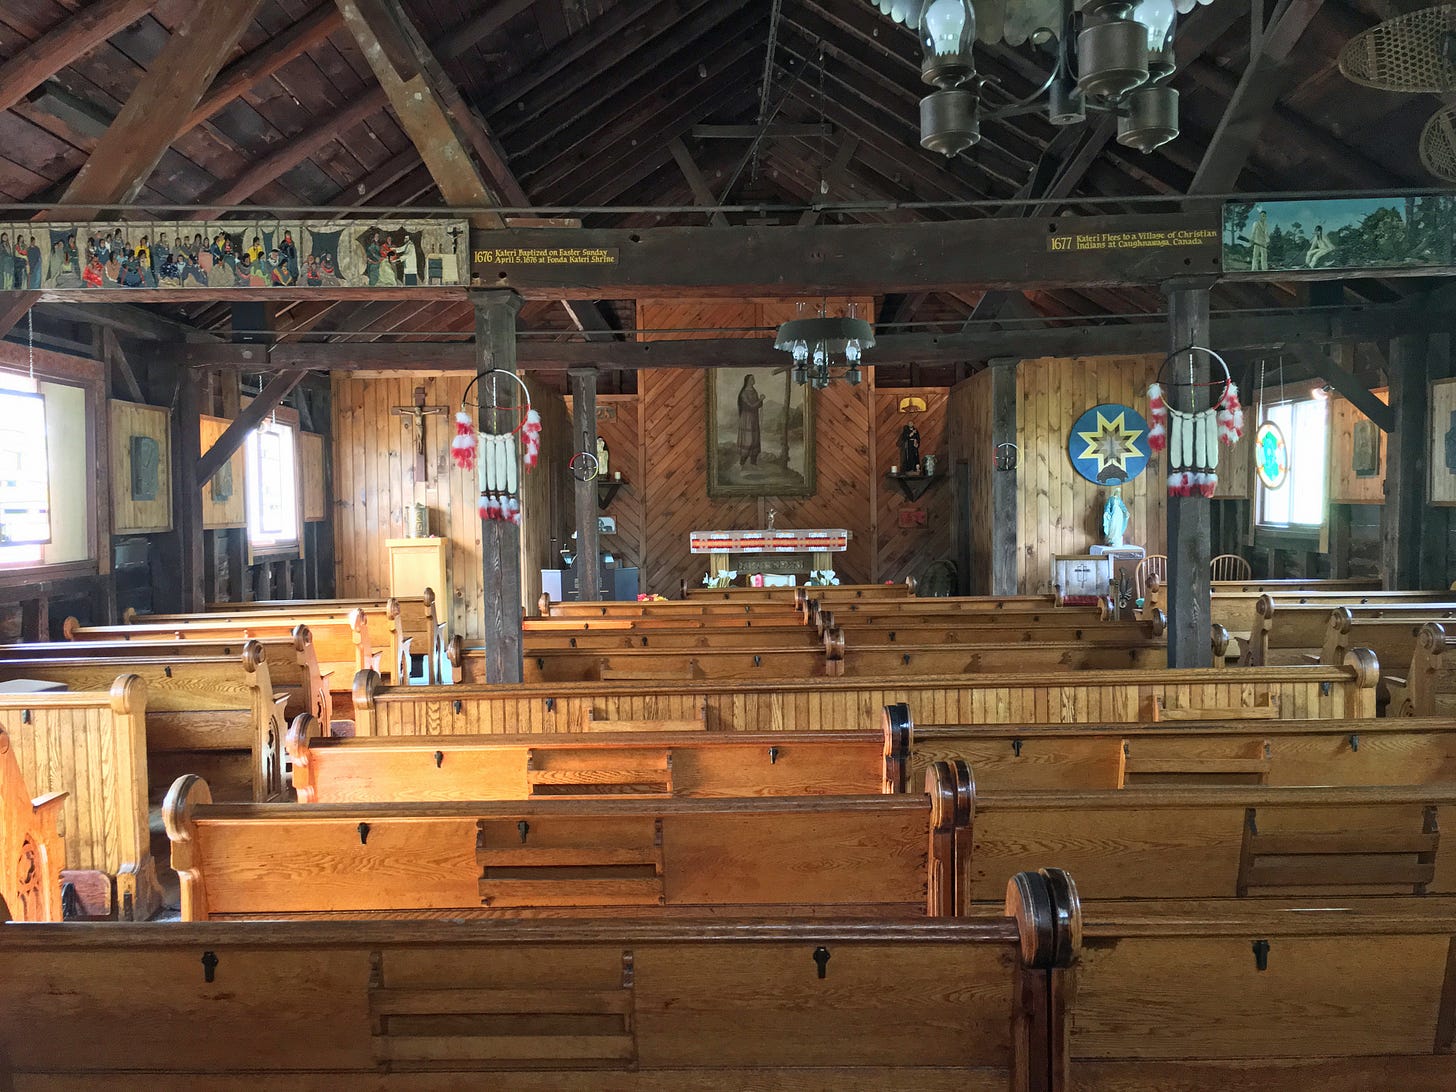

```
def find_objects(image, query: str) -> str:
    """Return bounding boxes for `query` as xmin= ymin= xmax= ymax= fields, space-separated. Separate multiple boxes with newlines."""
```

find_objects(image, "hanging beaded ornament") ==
xmin=1147 ymin=345 xmax=1245 ymax=498
xmin=458 ymin=370 xmax=542 ymax=526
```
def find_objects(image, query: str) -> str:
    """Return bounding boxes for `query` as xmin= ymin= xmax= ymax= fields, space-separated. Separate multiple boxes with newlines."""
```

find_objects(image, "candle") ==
xmin=614 ymin=471 xmax=622 ymax=481
xmin=890 ymin=464 xmax=899 ymax=475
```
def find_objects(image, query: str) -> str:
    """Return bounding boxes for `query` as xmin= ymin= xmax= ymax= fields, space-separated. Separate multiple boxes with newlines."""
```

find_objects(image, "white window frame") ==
xmin=1255 ymin=393 xmax=1331 ymax=531
xmin=244 ymin=409 xmax=302 ymax=557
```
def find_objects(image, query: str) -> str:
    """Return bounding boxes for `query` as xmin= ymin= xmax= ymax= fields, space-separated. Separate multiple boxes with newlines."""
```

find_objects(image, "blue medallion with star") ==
xmin=1068 ymin=404 xmax=1151 ymax=485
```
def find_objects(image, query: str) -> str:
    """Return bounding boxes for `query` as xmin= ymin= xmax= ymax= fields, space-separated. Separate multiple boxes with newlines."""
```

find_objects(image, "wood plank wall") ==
xmin=331 ymin=374 xmax=569 ymax=637
xmin=594 ymin=394 xmax=644 ymax=574
xmin=1330 ymin=389 xmax=1388 ymax=505
xmin=628 ymin=301 xmax=951 ymax=596
xmin=1016 ymin=356 xmax=1168 ymax=594
xmin=947 ymin=371 xmax=995 ymax=593
xmin=874 ymin=387 xmax=953 ymax=589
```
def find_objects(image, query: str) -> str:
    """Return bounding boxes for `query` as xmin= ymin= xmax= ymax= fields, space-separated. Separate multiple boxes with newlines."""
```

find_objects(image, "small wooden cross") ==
xmin=391 ymin=385 xmax=449 ymax=481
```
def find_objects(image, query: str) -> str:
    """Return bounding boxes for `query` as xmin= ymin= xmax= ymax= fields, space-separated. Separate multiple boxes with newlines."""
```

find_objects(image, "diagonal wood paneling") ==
xmin=874 ymin=387 xmax=954 ymax=584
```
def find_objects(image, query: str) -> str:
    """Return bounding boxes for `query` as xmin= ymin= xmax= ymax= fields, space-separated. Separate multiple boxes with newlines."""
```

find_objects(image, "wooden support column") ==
xmin=1421 ymin=332 xmax=1452 ymax=589
xmin=173 ymin=368 xmax=205 ymax=613
xmin=474 ymin=290 xmax=525 ymax=683
xmin=1165 ymin=282 xmax=1213 ymax=668
xmin=988 ymin=357 xmax=1019 ymax=596
xmin=1383 ymin=329 xmax=1431 ymax=589
xmin=1328 ymin=504 xmax=1352 ymax=579
xmin=569 ymin=367 xmax=602 ymax=602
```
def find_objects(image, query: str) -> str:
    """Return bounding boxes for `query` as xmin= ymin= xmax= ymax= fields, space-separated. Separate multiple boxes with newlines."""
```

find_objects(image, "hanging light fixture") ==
xmin=867 ymin=0 xmax=1186 ymax=158
xmin=774 ymin=302 xmax=875 ymax=388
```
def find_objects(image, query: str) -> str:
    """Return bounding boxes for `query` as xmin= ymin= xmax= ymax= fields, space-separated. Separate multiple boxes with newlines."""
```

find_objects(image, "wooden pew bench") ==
xmin=819 ymin=616 xmax=1166 ymax=646
xmin=205 ymin=590 xmax=443 ymax=682
xmin=1073 ymin=899 xmax=1456 ymax=1089
xmin=1387 ymin=622 xmax=1456 ymax=717
xmin=0 ymin=627 xmax=330 ymax=725
xmin=164 ymin=760 xmax=973 ymax=919
xmin=359 ymin=656 xmax=1379 ymax=733
xmin=0 ymin=676 xmax=160 ymax=920
xmin=123 ymin=603 xmax=400 ymax=682
xmin=0 ymin=646 xmax=286 ymax=805
xmin=522 ymin=622 xmax=824 ymax=652
xmin=0 ymin=875 xmax=1078 ymax=1090
xmin=537 ymin=596 xmax=806 ymax=622
xmin=683 ymin=579 xmax=915 ymax=603
xmin=1242 ymin=594 xmax=1456 ymax=667
xmin=810 ymin=602 xmax=1112 ymax=635
xmin=882 ymin=704 xmax=1456 ymax=792
xmin=1144 ymin=576 xmax=1408 ymax=625
xmin=963 ymin=779 xmax=1456 ymax=905
xmin=0 ymin=724 xmax=66 ymax=922
xmin=288 ymin=716 xmax=885 ymax=802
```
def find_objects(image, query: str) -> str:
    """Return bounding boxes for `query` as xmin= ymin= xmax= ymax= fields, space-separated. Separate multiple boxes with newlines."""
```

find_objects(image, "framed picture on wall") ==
xmin=705 ymin=369 xmax=815 ymax=498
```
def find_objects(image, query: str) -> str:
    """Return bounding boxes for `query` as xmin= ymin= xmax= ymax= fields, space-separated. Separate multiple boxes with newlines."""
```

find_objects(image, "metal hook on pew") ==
xmin=201 ymin=951 xmax=219 ymax=983
xmin=769 ymin=746 xmax=779 ymax=764
xmin=812 ymin=946 xmax=830 ymax=979
xmin=1012 ymin=739 xmax=1023 ymax=758
xmin=435 ymin=750 xmax=444 ymax=768
xmin=545 ymin=698 xmax=556 ymax=713
xmin=1252 ymin=939 xmax=1270 ymax=972
xmin=357 ymin=822 xmax=370 ymax=845
xmin=1349 ymin=734 xmax=1360 ymax=753
xmin=453 ymin=700 xmax=462 ymax=714
xmin=518 ymin=820 xmax=530 ymax=844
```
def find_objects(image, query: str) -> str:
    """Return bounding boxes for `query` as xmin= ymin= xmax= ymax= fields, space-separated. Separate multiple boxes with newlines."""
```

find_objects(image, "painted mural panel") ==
xmin=0 ymin=220 xmax=469 ymax=291
xmin=1222 ymin=196 xmax=1455 ymax=274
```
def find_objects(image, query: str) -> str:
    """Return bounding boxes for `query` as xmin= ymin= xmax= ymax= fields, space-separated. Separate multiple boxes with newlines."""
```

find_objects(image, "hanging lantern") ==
xmin=916 ymin=0 xmax=982 ymax=156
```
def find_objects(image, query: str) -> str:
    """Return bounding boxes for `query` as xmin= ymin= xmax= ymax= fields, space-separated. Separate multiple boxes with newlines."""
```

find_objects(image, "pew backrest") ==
xmin=1389 ymin=622 xmax=1456 ymax=717
xmin=1245 ymin=595 xmax=1456 ymax=666
xmin=0 ymin=873 xmax=1079 ymax=1089
xmin=0 ymin=675 xmax=159 ymax=920
xmin=0 ymin=726 xmax=66 ymax=922
xmin=357 ymin=653 xmax=1380 ymax=735
xmin=287 ymin=715 xmax=885 ymax=802
xmin=165 ymin=760 xmax=974 ymax=920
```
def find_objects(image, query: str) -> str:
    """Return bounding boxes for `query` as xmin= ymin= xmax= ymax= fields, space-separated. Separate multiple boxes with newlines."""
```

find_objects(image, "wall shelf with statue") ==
xmin=596 ymin=478 xmax=629 ymax=510
xmin=886 ymin=471 xmax=942 ymax=502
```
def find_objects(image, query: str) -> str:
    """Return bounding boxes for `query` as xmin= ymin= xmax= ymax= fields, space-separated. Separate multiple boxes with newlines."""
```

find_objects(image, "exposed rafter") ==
xmin=0 ymin=0 xmax=157 ymax=114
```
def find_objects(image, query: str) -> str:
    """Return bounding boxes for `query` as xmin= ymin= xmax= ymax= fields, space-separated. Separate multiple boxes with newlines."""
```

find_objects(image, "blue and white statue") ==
xmin=1102 ymin=487 xmax=1130 ymax=549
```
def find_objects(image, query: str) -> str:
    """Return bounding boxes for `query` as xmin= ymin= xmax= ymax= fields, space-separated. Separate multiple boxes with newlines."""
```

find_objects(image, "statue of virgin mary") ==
xmin=1102 ymin=485 xmax=1130 ymax=548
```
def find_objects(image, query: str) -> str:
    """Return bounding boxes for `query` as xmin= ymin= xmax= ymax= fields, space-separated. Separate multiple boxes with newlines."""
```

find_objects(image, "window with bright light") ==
xmin=245 ymin=416 xmax=299 ymax=551
xmin=0 ymin=374 xmax=49 ymax=566
xmin=1257 ymin=395 xmax=1329 ymax=529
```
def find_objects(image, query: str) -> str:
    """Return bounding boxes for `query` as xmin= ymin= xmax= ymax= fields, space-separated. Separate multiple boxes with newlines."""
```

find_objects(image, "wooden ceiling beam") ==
xmin=48 ymin=0 xmax=267 ymax=218
xmin=183 ymin=3 xmax=345 ymax=132
xmin=1189 ymin=0 xmax=1328 ymax=194
xmin=197 ymin=369 xmax=307 ymax=484
xmin=0 ymin=0 xmax=158 ymax=114
xmin=0 ymin=292 xmax=40 ymax=341
xmin=178 ymin=304 xmax=1456 ymax=372
xmin=668 ymin=137 xmax=731 ymax=226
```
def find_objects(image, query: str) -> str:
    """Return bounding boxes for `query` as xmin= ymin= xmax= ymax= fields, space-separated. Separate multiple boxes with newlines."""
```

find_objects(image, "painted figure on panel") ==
xmin=707 ymin=369 xmax=815 ymax=497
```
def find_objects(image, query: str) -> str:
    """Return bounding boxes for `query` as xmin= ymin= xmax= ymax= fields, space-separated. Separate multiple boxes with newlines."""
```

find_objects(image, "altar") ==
xmin=689 ymin=529 xmax=850 ymax=584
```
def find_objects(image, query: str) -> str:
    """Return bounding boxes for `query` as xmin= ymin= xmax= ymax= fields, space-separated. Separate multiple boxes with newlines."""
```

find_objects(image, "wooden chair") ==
xmin=1210 ymin=553 xmax=1252 ymax=581
xmin=1135 ymin=554 xmax=1167 ymax=601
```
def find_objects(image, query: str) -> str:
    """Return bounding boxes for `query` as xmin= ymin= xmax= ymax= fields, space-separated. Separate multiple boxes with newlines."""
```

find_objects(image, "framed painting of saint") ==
xmin=706 ymin=369 xmax=815 ymax=498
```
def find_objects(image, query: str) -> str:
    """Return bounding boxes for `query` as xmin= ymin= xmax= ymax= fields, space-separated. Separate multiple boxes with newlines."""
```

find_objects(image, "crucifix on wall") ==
xmin=391 ymin=385 xmax=449 ymax=482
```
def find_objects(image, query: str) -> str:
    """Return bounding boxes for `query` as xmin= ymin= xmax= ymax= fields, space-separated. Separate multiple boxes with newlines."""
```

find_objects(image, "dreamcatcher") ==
xmin=1147 ymin=345 xmax=1244 ymax=497
xmin=454 ymin=370 xmax=542 ymax=525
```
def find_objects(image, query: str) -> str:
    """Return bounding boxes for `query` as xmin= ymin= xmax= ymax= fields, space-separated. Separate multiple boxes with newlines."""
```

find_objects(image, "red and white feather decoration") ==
xmin=1150 ymin=380 xmax=1244 ymax=499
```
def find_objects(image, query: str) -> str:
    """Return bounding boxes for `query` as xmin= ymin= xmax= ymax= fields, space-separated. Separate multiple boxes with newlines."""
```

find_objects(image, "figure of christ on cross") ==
xmin=391 ymin=385 xmax=450 ymax=482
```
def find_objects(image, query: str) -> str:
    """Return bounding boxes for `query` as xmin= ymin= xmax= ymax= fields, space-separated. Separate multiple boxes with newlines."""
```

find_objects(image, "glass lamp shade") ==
xmin=918 ymin=0 xmax=976 ymax=88
xmin=1133 ymin=0 xmax=1177 ymax=52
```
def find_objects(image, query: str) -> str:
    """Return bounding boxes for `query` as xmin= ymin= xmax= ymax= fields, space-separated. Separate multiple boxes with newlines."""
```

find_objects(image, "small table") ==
xmin=690 ymin=529 xmax=850 ymax=583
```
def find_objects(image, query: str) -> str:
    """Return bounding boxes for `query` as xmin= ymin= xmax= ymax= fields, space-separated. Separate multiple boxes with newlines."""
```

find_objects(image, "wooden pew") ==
xmin=0 ymin=873 xmax=1079 ymax=1090
xmin=120 ymin=603 xmax=398 ymax=681
xmin=1205 ymin=589 xmax=1456 ymax=657
xmin=356 ymin=654 xmax=1380 ymax=735
xmin=287 ymin=716 xmax=885 ymax=803
xmin=0 ymin=675 xmax=160 ymax=920
xmin=811 ymin=601 xmax=1112 ymax=635
xmin=820 ymin=616 xmax=1166 ymax=647
xmin=882 ymin=704 xmax=1456 ymax=792
xmin=1243 ymin=594 xmax=1456 ymax=667
xmin=522 ymin=622 xmax=823 ymax=652
xmin=0 ymin=646 xmax=286 ymax=805
xmin=164 ymin=760 xmax=973 ymax=919
xmin=1387 ymin=623 xmax=1456 ymax=717
xmin=1143 ymin=575 xmax=1392 ymax=621
xmin=205 ymin=589 xmax=443 ymax=682
xmin=964 ymin=779 xmax=1456 ymax=904
xmin=1075 ymin=900 xmax=1456 ymax=1089
xmin=0 ymin=724 xmax=66 ymax=922
xmin=537 ymin=596 xmax=806 ymax=622
xmin=0 ymin=627 xmax=331 ymax=725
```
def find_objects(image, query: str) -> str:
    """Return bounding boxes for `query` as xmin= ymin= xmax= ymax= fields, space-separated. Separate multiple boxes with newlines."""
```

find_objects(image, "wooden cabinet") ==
xmin=387 ymin=537 xmax=448 ymax=602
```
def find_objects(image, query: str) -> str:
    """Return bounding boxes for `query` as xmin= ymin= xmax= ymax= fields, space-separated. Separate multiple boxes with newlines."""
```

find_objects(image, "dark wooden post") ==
xmin=988 ymin=356 xmax=1019 ymax=596
xmin=569 ymin=367 xmax=602 ymax=601
xmin=174 ymin=367 xmax=205 ymax=612
xmin=1164 ymin=281 xmax=1213 ymax=668
xmin=1328 ymin=504 xmax=1351 ymax=579
xmin=473 ymin=289 xmax=525 ymax=683
xmin=1383 ymin=329 xmax=1431 ymax=590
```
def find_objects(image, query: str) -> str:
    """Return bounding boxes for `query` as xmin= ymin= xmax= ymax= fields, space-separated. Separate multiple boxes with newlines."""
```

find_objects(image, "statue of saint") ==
xmin=1102 ymin=486 xmax=1130 ymax=548
xmin=596 ymin=436 xmax=609 ymax=477
xmin=897 ymin=423 xmax=921 ymax=474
